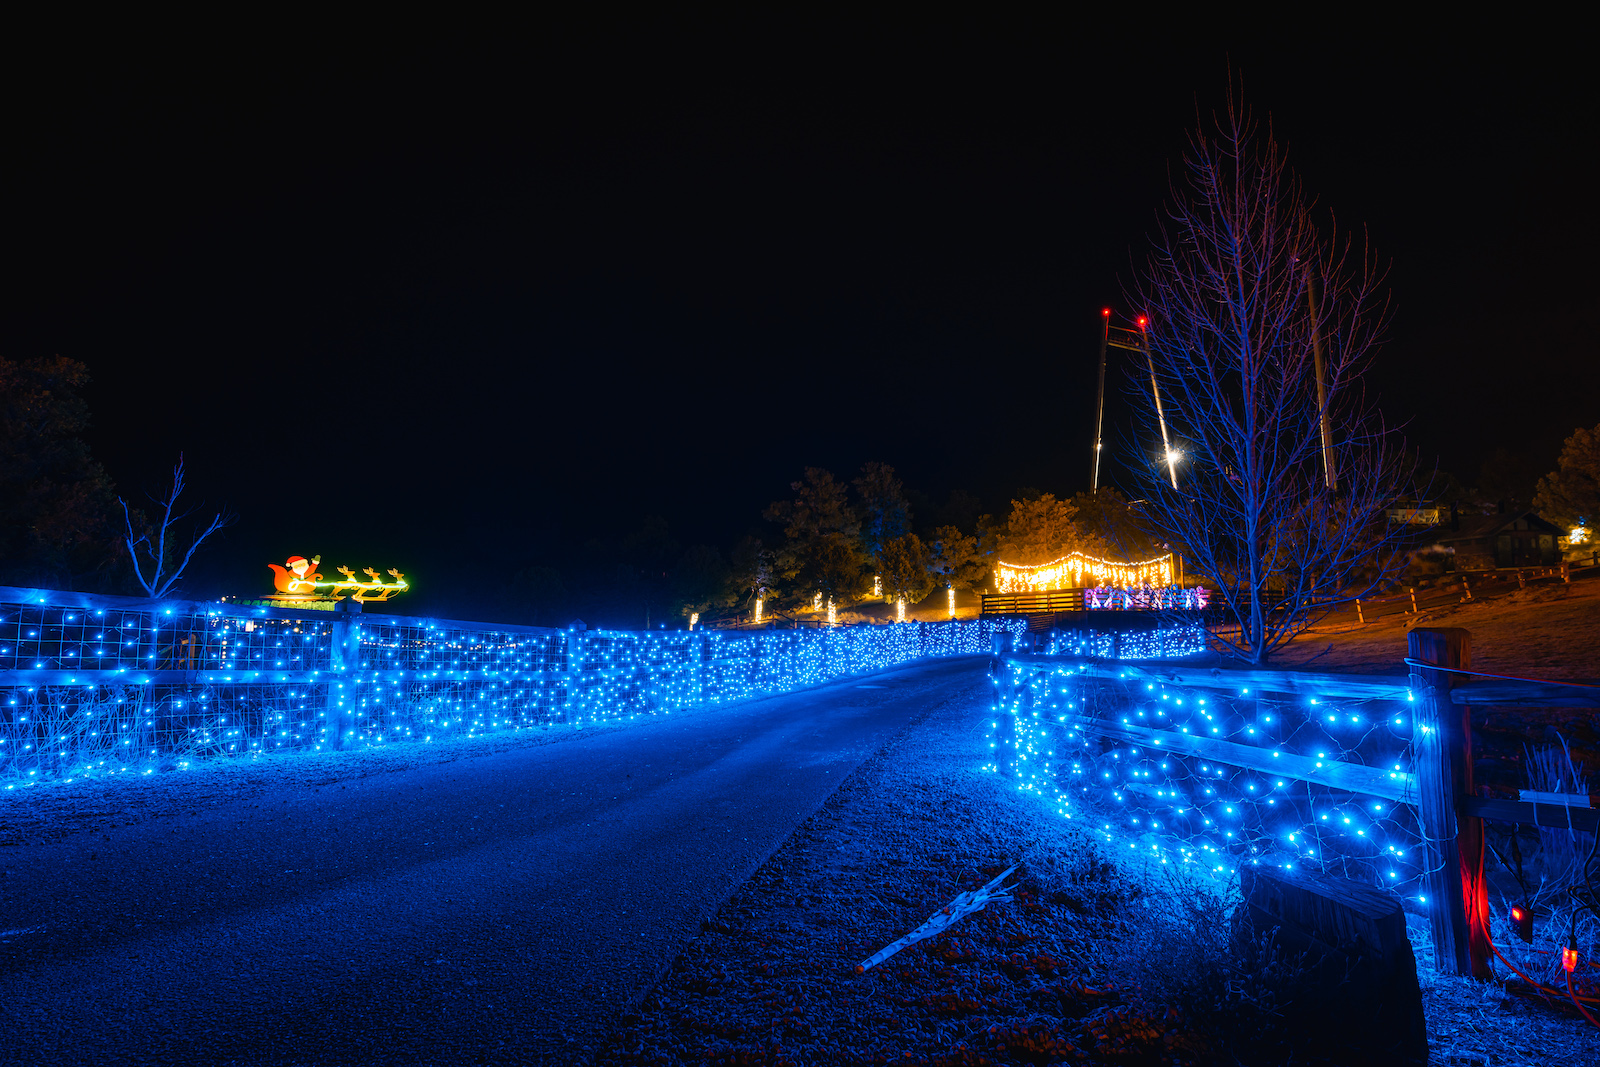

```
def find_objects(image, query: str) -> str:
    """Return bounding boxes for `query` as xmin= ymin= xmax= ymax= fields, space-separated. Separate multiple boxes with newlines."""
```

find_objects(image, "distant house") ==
xmin=1431 ymin=510 xmax=1564 ymax=569
xmin=1386 ymin=502 xmax=1441 ymax=525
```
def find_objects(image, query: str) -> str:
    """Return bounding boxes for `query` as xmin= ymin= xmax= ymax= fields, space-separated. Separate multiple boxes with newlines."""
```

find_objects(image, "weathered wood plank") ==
xmin=1050 ymin=712 xmax=1416 ymax=803
xmin=1461 ymin=795 xmax=1600 ymax=833
xmin=1409 ymin=628 xmax=1490 ymax=980
xmin=1007 ymin=654 xmax=1412 ymax=701
xmin=1240 ymin=865 xmax=1427 ymax=1064
xmin=1450 ymin=678 xmax=1600 ymax=707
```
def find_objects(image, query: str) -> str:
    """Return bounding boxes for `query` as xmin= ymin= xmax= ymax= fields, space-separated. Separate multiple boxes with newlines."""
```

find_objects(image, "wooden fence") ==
xmin=980 ymin=589 xmax=1086 ymax=615
xmin=997 ymin=627 xmax=1600 ymax=979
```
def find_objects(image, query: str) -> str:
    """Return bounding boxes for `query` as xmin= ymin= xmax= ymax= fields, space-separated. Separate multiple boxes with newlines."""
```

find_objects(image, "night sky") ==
xmin=5 ymin=28 xmax=1596 ymax=617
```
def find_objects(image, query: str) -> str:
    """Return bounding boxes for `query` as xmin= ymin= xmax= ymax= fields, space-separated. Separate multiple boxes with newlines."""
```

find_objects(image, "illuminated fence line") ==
xmin=987 ymin=652 xmax=1428 ymax=895
xmin=993 ymin=552 xmax=1175 ymax=593
xmin=989 ymin=633 xmax=1600 ymax=980
xmin=0 ymin=585 xmax=1029 ymax=785
xmin=1083 ymin=586 xmax=1209 ymax=611
xmin=1044 ymin=621 xmax=1208 ymax=660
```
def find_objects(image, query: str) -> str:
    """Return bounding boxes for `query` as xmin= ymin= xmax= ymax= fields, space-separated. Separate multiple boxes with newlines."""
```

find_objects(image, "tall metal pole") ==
xmin=1140 ymin=316 xmax=1178 ymax=490
xmin=1307 ymin=272 xmax=1337 ymax=491
xmin=1092 ymin=308 xmax=1110 ymax=491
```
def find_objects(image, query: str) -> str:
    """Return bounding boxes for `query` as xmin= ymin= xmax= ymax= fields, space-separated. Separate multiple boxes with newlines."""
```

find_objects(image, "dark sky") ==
xmin=5 ymin=27 xmax=1596 ymax=615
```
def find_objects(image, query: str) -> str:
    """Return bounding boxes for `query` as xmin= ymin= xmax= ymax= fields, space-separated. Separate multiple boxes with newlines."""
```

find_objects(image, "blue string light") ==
xmin=989 ymin=659 xmax=1426 ymax=897
xmin=1 ymin=591 xmax=1029 ymax=784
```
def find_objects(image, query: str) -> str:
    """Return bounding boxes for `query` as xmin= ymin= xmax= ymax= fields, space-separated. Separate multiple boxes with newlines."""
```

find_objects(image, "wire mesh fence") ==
xmin=0 ymin=586 xmax=1030 ymax=785
xmin=991 ymin=658 xmax=1426 ymax=897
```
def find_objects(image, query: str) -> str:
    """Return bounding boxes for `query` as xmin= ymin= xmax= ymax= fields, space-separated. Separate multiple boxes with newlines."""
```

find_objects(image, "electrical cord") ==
xmin=1482 ymin=824 xmax=1600 ymax=1026
xmin=1572 ymin=969 xmax=1600 ymax=1028
xmin=1489 ymin=936 xmax=1600 ymax=1005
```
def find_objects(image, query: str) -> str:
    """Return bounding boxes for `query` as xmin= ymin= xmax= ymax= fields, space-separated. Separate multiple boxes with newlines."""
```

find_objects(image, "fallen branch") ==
xmin=856 ymin=865 xmax=1016 ymax=973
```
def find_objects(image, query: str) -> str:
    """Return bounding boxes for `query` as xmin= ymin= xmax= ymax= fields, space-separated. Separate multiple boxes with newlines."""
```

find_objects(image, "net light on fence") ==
xmin=990 ymin=657 xmax=1420 ymax=892
xmin=3 ymin=587 xmax=1030 ymax=784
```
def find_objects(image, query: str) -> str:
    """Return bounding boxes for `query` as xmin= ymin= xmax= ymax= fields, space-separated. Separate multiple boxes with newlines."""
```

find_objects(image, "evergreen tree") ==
xmin=0 ymin=355 xmax=123 ymax=590
xmin=1534 ymin=423 xmax=1600 ymax=531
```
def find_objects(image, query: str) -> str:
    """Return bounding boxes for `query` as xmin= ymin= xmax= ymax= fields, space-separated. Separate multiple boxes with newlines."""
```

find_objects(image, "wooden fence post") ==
xmin=1408 ymin=627 xmax=1491 ymax=979
xmin=696 ymin=631 xmax=710 ymax=705
xmin=564 ymin=628 xmax=584 ymax=723
xmin=328 ymin=599 xmax=363 ymax=749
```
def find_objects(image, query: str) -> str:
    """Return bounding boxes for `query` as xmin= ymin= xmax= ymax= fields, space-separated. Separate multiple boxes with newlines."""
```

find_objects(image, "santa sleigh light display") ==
xmin=266 ymin=554 xmax=409 ymax=606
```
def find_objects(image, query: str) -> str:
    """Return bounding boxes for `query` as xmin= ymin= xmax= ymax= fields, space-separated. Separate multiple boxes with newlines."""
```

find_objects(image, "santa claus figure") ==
xmin=268 ymin=554 xmax=323 ymax=595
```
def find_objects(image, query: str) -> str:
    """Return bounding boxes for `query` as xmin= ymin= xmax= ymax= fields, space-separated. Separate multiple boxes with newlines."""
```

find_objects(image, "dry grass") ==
xmin=1268 ymin=570 xmax=1600 ymax=681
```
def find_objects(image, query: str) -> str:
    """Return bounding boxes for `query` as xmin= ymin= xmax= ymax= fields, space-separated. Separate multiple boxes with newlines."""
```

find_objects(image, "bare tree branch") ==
xmin=120 ymin=454 xmax=236 ymax=598
xmin=1123 ymin=89 xmax=1418 ymax=664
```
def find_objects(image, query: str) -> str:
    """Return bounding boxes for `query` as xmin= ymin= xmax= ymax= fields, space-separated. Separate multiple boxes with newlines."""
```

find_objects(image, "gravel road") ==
xmin=0 ymin=656 xmax=989 ymax=1065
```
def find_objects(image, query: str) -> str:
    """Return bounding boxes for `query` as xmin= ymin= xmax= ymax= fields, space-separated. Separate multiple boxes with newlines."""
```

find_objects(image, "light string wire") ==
xmin=994 ymin=552 xmax=1175 ymax=594
xmin=1401 ymin=659 xmax=1600 ymax=692
xmin=988 ymin=659 xmax=1431 ymax=894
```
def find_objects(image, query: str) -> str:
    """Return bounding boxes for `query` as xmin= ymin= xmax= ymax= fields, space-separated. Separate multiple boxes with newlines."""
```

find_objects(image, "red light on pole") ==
xmin=1102 ymin=308 xmax=1111 ymax=317
xmin=1136 ymin=316 xmax=1147 ymax=328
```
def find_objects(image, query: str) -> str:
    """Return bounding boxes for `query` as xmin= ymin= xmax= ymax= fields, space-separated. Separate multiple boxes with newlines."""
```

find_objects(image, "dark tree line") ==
xmin=0 ymin=356 xmax=124 ymax=590
xmin=6 ymin=350 xmax=1586 ymax=630
xmin=1 ymin=355 xmax=229 ymax=596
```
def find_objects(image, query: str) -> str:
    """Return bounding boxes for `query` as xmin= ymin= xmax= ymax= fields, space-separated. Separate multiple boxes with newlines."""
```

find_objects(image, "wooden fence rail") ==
xmin=1003 ymin=628 xmax=1600 ymax=980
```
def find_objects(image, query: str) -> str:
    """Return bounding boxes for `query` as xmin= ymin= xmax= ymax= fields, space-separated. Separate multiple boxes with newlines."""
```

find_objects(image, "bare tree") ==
xmin=120 ymin=455 xmax=235 ymax=598
xmin=1125 ymin=93 xmax=1416 ymax=664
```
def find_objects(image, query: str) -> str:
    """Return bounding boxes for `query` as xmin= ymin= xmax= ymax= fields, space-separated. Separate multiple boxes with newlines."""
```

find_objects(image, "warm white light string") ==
xmin=994 ymin=552 xmax=1175 ymax=593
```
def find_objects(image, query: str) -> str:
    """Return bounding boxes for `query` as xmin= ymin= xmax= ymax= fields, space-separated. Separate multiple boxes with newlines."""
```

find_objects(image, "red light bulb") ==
xmin=1102 ymin=308 xmax=1111 ymax=317
xmin=1511 ymin=903 xmax=1533 ymax=942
